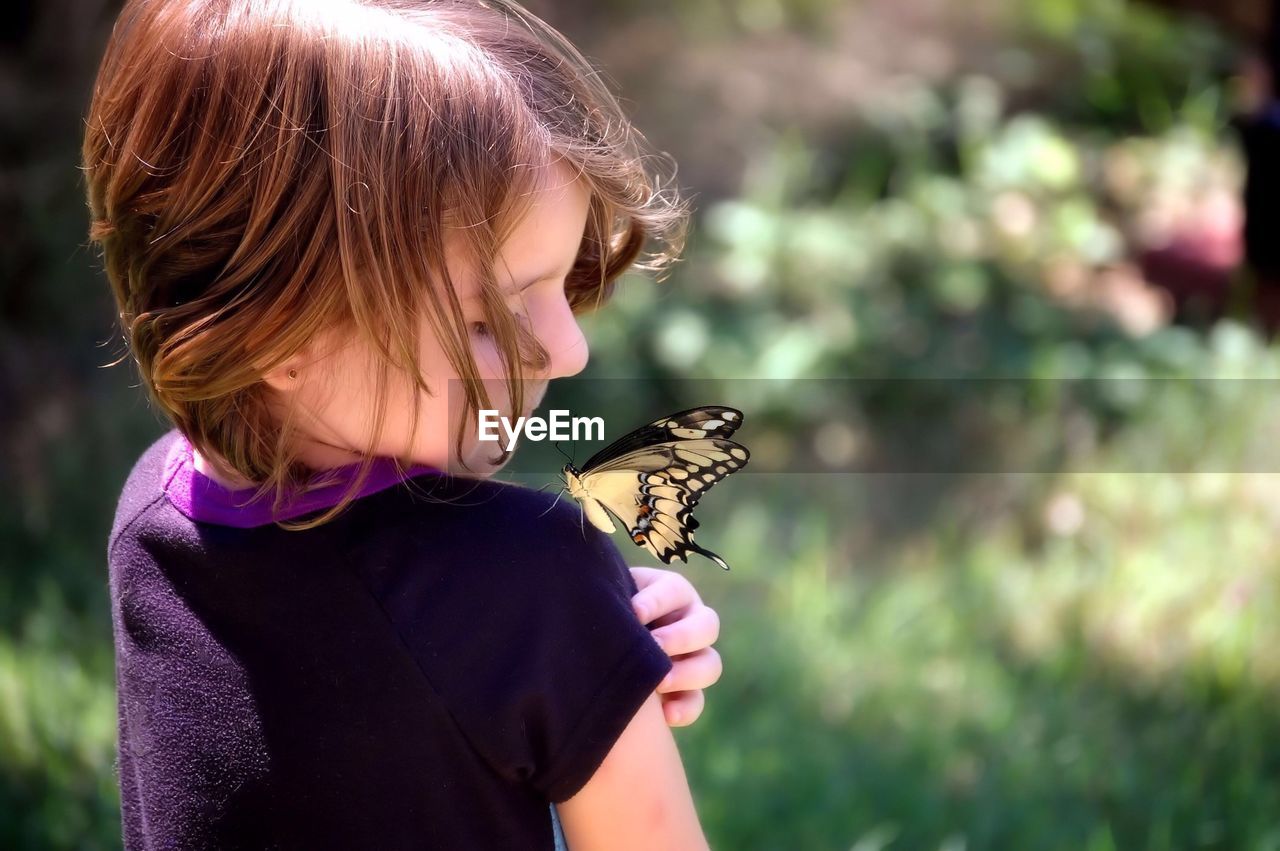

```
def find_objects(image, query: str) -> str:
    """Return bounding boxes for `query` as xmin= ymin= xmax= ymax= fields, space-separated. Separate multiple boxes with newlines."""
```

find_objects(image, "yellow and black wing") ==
xmin=573 ymin=407 xmax=749 ymax=570
xmin=578 ymin=406 xmax=745 ymax=470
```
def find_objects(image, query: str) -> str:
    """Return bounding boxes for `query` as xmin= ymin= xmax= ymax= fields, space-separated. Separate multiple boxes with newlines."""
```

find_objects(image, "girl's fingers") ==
xmin=628 ymin=566 xmax=664 ymax=593
xmin=649 ymin=603 xmax=720 ymax=656
xmin=629 ymin=566 xmax=699 ymax=625
xmin=657 ymin=647 xmax=723 ymax=694
xmin=660 ymin=689 xmax=706 ymax=728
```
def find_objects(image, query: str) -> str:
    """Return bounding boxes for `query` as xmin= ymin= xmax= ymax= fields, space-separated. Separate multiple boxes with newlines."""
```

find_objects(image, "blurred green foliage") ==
xmin=7 ymin=0 xmax=1280 ymax=848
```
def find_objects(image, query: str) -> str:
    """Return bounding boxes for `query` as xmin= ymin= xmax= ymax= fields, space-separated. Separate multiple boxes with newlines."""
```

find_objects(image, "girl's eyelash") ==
xmin=471 ymin=310 xmax=531 ymax=339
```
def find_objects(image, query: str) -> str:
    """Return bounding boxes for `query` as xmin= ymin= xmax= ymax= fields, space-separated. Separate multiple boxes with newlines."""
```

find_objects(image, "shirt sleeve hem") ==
xmin=539 ymin=630 xmax=673 ymax=804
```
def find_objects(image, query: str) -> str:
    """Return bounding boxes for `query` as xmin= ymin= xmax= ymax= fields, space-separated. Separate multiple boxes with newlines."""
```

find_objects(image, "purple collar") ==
xmin=163 ymin=432 xmax=443 ymax=528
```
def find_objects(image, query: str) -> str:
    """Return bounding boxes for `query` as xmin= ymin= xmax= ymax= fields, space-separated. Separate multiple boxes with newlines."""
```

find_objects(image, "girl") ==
xmin=83 ymin=1 xmax=720 ymax=848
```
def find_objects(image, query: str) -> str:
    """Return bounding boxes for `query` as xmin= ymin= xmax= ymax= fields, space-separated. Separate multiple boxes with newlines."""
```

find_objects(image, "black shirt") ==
xmin=107 ymin=429 xmax=672 ymax=849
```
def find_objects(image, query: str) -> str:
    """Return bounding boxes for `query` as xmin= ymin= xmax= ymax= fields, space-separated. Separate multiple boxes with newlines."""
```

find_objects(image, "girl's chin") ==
xmin=478 ymin=443 xmax=512 ymax=468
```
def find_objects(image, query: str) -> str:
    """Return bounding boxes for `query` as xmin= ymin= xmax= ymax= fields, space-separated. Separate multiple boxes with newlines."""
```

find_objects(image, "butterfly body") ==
xmin=561 ymin=406 xmax=749 ymax=571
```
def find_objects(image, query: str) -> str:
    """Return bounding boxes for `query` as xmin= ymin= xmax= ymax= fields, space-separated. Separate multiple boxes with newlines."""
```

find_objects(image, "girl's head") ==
xmin=82 ymin=0 xmax=689 ymax=525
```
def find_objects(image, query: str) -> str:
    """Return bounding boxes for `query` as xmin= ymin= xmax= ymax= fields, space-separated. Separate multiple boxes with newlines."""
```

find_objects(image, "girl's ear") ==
xmin=260 ymin=355 xmax=307 ymax=393
xmin=257 ymin=328 xmax=341 ymax=392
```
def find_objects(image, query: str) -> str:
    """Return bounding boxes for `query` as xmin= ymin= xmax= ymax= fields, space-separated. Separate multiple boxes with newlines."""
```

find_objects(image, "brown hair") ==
xmin=81 ymin=0 xmax=690 ymax=528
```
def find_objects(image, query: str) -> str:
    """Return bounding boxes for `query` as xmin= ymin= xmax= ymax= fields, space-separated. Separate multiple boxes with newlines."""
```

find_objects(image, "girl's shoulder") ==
xmin=109 ymin=428 xmax=182 ymax=556
xmin=339 ymin=474 xmax=671 ymax=803
xmin=342 ymin=471 xmax=638 ymax=600
xmin=349 ymin=471 xmax=617 ymax=560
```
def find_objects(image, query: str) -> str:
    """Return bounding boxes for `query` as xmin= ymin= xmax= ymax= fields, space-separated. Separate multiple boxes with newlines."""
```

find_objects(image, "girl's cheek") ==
xmin=467 ymin=338 xmax=520 ymax=414
xmin=472 ymin=335 xmax=505 ymax=378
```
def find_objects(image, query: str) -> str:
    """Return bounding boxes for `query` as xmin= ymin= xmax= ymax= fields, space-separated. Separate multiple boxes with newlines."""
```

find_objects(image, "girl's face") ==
xmin=273 ymin=161 xmax=592 ymax=477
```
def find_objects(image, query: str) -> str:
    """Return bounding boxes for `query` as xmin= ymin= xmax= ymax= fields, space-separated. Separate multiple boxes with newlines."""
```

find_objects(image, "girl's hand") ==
xmin=628 ymin=566 xmax=723 ymax=728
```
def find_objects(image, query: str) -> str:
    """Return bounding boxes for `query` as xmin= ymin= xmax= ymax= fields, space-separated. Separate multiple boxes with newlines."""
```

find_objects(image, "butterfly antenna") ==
xmin=553 ymin=440 xmax=573 ymax=465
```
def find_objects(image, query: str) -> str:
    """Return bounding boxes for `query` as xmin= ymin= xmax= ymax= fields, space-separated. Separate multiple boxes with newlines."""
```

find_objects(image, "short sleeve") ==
xmin=344 ymin=483 xmax=674 ymax=803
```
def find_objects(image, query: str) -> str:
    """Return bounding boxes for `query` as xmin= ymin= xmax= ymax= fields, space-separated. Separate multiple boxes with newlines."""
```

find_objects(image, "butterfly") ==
xmin=557 ymin=405 xmax=750 ymax=571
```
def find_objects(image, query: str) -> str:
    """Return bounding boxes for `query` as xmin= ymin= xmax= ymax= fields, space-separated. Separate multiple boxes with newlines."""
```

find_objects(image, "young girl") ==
xmin=83 ymin=1 xmax=721 ymax=847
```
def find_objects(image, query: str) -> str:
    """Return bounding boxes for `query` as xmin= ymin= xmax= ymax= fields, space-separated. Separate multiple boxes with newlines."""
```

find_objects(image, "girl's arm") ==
xmin=556 ymin=692 xmax=710 ymax=850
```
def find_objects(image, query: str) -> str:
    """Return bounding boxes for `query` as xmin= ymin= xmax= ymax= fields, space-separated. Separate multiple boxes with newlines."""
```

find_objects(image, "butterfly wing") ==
xmin=578 ymin=493 xmax=617 ymax=534
xmin=578 ymin=406 xmax=745 ymax=471
xmin=579 ymin=438 xmax=750 ymax=570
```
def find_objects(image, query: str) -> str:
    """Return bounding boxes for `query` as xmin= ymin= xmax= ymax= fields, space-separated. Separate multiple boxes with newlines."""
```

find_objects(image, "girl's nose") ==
xmin=529 ymin=297 xmax=589 ymax=381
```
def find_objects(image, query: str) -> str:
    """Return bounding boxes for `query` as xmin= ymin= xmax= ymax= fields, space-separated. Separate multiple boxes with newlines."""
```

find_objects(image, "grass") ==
xmin=0 ymin=583 xmax=120 ymax=850
xmin=672 ymin=470 xmax=1280 ymax=850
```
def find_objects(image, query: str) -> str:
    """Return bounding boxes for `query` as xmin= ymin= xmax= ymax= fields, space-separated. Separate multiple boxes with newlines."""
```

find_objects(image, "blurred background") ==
xmin=6 ymin=0 xmax=1280 ymax=847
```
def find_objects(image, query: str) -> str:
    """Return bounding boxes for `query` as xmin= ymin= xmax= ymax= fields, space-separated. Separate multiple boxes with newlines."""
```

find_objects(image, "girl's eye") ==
xmin=472 ymin=310 xmax=532 ymax=339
